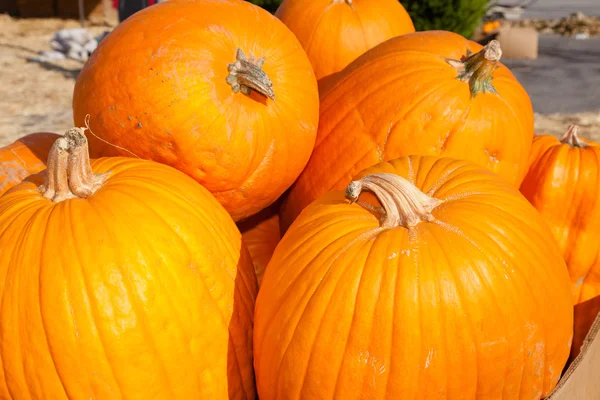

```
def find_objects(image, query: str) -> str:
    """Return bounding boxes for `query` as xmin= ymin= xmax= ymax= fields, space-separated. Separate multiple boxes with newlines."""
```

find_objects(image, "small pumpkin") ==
xmin=238 ymin=202 xmax=282 ymax=286
xmin=256 ymin=156 xmax=572 ymax=399
xmin=73 ymin=0 xmax=319 ymax=222
xmin=280 ymin=31 xmax=534 ymax=230
xmin=520 ymin=125 xmax=600 ymax=304
xmin=0 ymin=132 xmax=59 ymax=196
xmin=0 ymin=128 xmax=258 ymax=398
xmin=275 ymin=0 xmax=415 ymax=82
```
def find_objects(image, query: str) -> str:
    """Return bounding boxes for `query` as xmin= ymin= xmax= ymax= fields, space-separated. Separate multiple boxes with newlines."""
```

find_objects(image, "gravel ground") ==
xmin=523 ymin=0 xmax=600 ymax=19
xmin=0 ymin=11 xmax=598 ymax=148
xmin=0 ymin=14 xmax=112 ymax=146
xmin=503 ymin=34 xmax=600 ymax=114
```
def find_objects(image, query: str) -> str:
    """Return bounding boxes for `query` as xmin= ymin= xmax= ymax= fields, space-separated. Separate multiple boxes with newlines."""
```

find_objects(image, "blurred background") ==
xmin=1 ymin=0 xmax=598 ymax=146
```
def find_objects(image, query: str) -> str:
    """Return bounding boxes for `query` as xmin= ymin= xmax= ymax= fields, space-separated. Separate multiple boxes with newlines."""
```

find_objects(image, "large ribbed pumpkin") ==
xmin=0 ymin=132 xmax=59 ymax=195
xmin=275 ymin=0 xmax=415 ymax=82
xmin=520 ymin=125 xmax=600 ymax=304
xmin=280 ymin=31 xmax=534 ymax=230
xmin=73 ymin=0 xmax=319 ymax=221
xmin=0 ymin=128 xmax=258 ymax=399
xmin=256 ymin=156 xmax=572 ymax=399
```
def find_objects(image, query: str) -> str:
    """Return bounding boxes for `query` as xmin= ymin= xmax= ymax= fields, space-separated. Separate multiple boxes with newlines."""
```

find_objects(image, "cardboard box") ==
xmin=474 ymin=25 xmax=539 ymax=60
xmin=495 ymin=26 xmax=539 ymax=60
xmin=544 ymin=296 xmax=600 ymax=399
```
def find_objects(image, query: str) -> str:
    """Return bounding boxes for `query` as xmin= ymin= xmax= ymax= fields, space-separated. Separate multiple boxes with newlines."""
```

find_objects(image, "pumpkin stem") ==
xmin=560 ymin=124 xmax=588 ymax=148
xmin=39 ymin=127 xmax=107 ymax=202
xmin=345 ymin=173 xmax=442 ymax=229
xmin=447 ymin=40 xmax=502 ymax=97
xmin=226 ymin=48 xmax=275 ymax=100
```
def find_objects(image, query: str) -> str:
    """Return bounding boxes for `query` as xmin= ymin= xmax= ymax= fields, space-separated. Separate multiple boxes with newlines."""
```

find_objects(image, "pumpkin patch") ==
xmin=2 ymin=0 xmax=597 ymax=397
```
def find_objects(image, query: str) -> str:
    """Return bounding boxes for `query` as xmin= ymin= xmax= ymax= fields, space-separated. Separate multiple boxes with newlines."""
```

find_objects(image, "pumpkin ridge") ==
xmin=92 ymin=178 xmax=257 ymax=396
xmin=299 ymin=234 xmax=380 ymax=398
xmin=119 ymin=184 xmax=242 ymax=284
xmin=36 ymin=207 xmax=73 ymax=398
xmin=330 ymin=238 xmax=380 ymax=398
xmin=426 ymin=223 xmax=480 ymax=396
xmin=94 ymin=221 xmax=180 ymax=397
xmin=431 ymin=219 xmax=516 ymax=395
xmin=570 ymin=148 xmax=599 ymax=301
xmin=488 ymin=86 xmax=528 ymax=139
xmin=379 ymin=236 xmax=402 ymax=397
xmin=65 ymin=214 xmax=128 ymax=396
xmin=441 ymin=198 xmax=567 ymax=326
xmin=257 ymin=222 xmax=376 ymax=370
xmin=303 ymin=5 xmax=335 ymax=71
xmin=318 ymin=50 xmax=450 ymax=112
xmin=420 ymin=159 xmax=471 ymax=197
xmin=6 ymin=210 xmax=41 ymax=398
xmin=319 ymin=60 xmax=449 ymax=120
xmin=317 ymin=66 xmax=453 ymax=156
xmin=271 ymin=230 xmax=375 ymax=397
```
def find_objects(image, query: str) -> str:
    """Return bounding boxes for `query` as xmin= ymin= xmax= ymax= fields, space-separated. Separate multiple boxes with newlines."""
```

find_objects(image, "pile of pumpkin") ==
xmin=0 ymin=0 xmax=598 ymax=398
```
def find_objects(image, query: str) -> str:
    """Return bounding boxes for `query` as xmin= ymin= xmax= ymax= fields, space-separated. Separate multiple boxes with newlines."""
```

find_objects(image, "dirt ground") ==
xmin=0 ymin=14 xmax=114 ymax=146
xmin=0 ymin=13 xmax=599 ymax=148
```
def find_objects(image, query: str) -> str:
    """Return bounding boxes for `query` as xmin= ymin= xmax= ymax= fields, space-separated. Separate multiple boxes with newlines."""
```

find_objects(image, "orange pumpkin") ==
xmin=280 ymin=31 xmax=534 ymax=230
xmin=238 ymin=202 xmax=281 ymax=286
xmin=0 ymin=132 xmax=59 ymax=196
xmin=256 ymin=156 xmax=572 ymax=399
xmin=520 ymin=125 xmax=600 ymax=304
xmin=0 ymin=128 xmax=258 ymax=398
xmin=73 ymin=0 xmax=319 ymax=222
xmin=275 ymin=0 xmax=415 ymax=82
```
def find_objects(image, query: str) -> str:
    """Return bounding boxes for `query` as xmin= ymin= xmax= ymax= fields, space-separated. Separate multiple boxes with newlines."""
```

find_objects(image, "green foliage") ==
xmin=247 ymin=0 xmax=282 ymax=14
xmin=399 ymin=0 xmax=491 ymax=38
xmin=247 ymin=0 xmax=491 ymax=39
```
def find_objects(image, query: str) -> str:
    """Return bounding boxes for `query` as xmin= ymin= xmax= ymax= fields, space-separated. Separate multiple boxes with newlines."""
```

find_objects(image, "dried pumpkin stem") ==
xmin=447 ymin=40 xmax=502 ymax=97
xmin=39 ymin=127 xmax=107 ymax=202
xmin=345 ymin=173 xmax=442 ymax=229
xmin=226 ymin=48 xmax=275 ymax=100
xmin=560 ymin=124 xmax=588 ymax=148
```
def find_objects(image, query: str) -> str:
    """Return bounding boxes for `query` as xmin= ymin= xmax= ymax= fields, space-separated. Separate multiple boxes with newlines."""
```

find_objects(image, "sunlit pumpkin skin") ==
xmin=520 ymin=125 xmax=600 ymax=304
xmin=280 ymin=31 xmax=534 ymax=230
xmin=275 ymin=0 xmax=415 ymax=82
xmin=256 ymin=156 xmax=572 ymax=399
xmin=0 ymin=132 xmax=59 ymax=195
xmin=73 ymin=0 xmax=319 ymax=222
xmin=238 ymin=202 xmax=282 ymax=286
xmin=0 ymin=129 xmax=258 ymax=399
